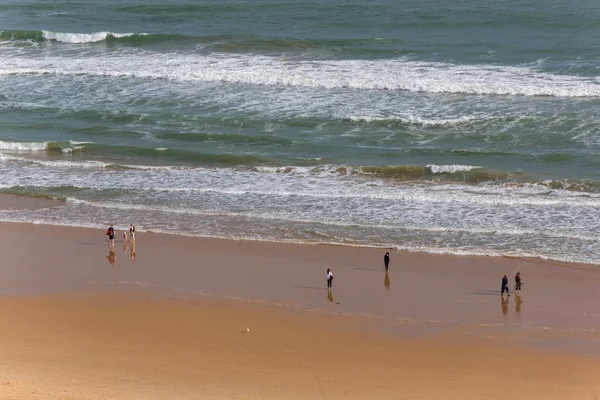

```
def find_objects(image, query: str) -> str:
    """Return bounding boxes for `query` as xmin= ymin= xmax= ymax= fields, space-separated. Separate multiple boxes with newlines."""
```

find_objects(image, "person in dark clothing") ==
xmin=106 ymin=224 xmax=115 ymax=249
xmin=514 ymin=272 xmax=523 ymax=297
xmin=384 ymin=252 xmax=390 ymax=271
xmin=501 ymin=273 xmax=510 ymax=296
xmin=326 ymin=268 xmax=334 ymax=289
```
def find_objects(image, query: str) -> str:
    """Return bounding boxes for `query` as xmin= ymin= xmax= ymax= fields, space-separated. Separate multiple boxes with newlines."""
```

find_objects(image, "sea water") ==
xmin=1 ymin=0 xmax=600 ymax=264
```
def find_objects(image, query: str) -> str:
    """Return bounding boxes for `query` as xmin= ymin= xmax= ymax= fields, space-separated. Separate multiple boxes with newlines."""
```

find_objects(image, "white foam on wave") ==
xmin=391 ymin=244 xmax=591 ymax=266
xmin=60 ymin=196 xmax=600 ymax=243
xmin=0 ymin=153 xmax=182 ymax=170
xmin=427 ymin=164 xmax=481 ymax=174
xmin=68 ymin=140 xmax=94 ymax=145
xmin=0 ymin=140 xmax=91 ymax=154
xmin=0 ymin=101 xmax=49 ymax=111
xmin=349 ymin=115 xmax=481 ymax=126
xmin=2 ymin=51 xmax=600 ymax=97
xmin=36 ymin=11 xmax=71 ymax=17
xmin=0 ymin=140 xmax=48 ymax=152
xmin=0 ymin=212 xmax=597 ymax=266
xmin=106 ymin=181 xmax=600 ymax=208
xmin=3 ymin=154 xmax=600 ymax=208
xmin=41 ymin=31 xmax=143 ymax=44
xmin=0 ymin=153 xmax=107 ymax=168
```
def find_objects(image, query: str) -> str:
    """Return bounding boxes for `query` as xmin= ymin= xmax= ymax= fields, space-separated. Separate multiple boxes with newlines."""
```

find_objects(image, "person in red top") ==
xmin=106 ymin=224 xmax=115 ymax=249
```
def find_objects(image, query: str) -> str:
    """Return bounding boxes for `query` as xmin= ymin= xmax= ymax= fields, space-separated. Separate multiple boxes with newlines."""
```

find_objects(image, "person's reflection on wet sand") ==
xmin=515 ymin=296 xmax=522 ymax=315
xmin=130 ymin=241 xmax=136 ymax=261
xmin=327 ymin=289 xmax=333 ymax=304
xmin=501 ymin=295 xmax=509 ymax=316
xmin=107 ymin=249 xmax=116 ymax=266
xmin=384 ymin=271 xmax=390 ymax=291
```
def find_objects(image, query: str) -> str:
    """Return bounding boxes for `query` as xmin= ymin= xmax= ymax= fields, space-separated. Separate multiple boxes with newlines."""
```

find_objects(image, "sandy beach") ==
xmin=2 ymin=293 xmax=600 ymax=400
xmin=1 ymin=219 xmax=600 ymax=399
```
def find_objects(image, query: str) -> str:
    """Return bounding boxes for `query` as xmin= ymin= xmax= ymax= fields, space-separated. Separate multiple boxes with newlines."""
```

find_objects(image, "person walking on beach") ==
xmin=106 ymin=224 xmax=115 ymax=249
xmin=384 ymin=252 xmax=390 ymax=272
xmin=326 ymin=268 xmax=334 ymax=289
xmin=501 ymin=273 xmax=510 ymax=296
xmin=129 ymin=223 xmax=136 ymax=242
xmin=514 ymin=272 xmax=523 ymax=297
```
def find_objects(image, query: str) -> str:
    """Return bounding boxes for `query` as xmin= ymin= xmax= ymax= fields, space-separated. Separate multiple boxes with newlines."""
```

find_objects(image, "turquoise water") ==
xmin=1 ymin=0 xmax=600 ymax=264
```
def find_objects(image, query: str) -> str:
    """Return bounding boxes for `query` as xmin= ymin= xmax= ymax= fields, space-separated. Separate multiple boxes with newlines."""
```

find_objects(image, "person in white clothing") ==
xmin=129 ymin=223 xmax=136 ymax=242
xmin=326 ymin=268 xmax=334 ymax=289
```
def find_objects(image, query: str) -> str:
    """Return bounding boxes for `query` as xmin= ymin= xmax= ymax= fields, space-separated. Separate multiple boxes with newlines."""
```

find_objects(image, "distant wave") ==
xmin=0 ymin=30 xmax=322 ymax=49
xmin=1 ymin=48 xmax=599 ymax=97
xmin=0 ymin=142 xmax=270 ymax=167
xmin=426 ymin=164 xmax=480 ymax=174
xmin=346 ymin=114 xmax=536 ymax=128
xmin=0 ymin=140 xmax=84 ymax=153
xmin=0 ymin=29 xmax=144 ymax=44
xmin=349 ymin=115 xmax=482 ymax=127
xmin=42 ymin=30 xmax=141 ymax=44
xmin=0 ymin=186 xmax=66 ymax=202
xmin=0 ymin=140 xmax=48 ymax=152
xmin=2 ymin=146 xmax=600 ymax=194
xmin=0 ymin=29 xmax=393 ymax=51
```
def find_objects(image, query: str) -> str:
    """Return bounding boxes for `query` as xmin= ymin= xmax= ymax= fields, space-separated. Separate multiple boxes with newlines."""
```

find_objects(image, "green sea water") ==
xmin=1 ymin=0 xmax=600 ymax=264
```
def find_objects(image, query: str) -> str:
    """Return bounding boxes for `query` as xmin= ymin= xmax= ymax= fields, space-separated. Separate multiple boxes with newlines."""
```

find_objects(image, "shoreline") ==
xmin=0 ymin=195 xmax=597 ymax=270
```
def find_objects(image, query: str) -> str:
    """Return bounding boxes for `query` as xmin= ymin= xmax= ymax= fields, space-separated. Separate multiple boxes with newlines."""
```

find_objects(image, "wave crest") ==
xmin=42 ymin=30 xmax=143 ymax=44
xmin=0 ymin=29 xmax=145 ymax=44
xmin=0 ymin=140 xmax=85 ymax=154
xmin=1 ymin=44 xmax=599 ymax=97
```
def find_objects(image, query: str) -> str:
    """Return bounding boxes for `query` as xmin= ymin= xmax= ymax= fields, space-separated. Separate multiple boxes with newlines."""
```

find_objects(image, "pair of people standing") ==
xmin=501 ymin=272 xmax=523 ymax=296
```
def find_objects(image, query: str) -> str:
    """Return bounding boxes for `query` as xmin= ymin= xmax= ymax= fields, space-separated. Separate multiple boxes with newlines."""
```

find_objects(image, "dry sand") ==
xmin=1 ymin=221 xmax=600 ymax=399
xmin=1 ymin=293 xmax=599 ymax=400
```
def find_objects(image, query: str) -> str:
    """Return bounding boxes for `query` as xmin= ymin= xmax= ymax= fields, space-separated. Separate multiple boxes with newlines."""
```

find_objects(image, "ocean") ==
xmin=1 ymin=0 xmax=600 ymax=264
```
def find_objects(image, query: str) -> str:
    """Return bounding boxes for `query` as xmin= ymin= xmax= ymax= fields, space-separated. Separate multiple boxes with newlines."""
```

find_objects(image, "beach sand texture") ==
xmin=2 ymin=294 xmax=600 ymax=400
xmin=1 ymin=221 xmax=600 ymax=399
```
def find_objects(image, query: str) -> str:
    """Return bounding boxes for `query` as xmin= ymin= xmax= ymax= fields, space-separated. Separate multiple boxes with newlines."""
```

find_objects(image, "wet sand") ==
xmin=1 ymin=221 xmax=600 ymax=351
xmin=1 ymin=221 xmax=600 ymax=398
